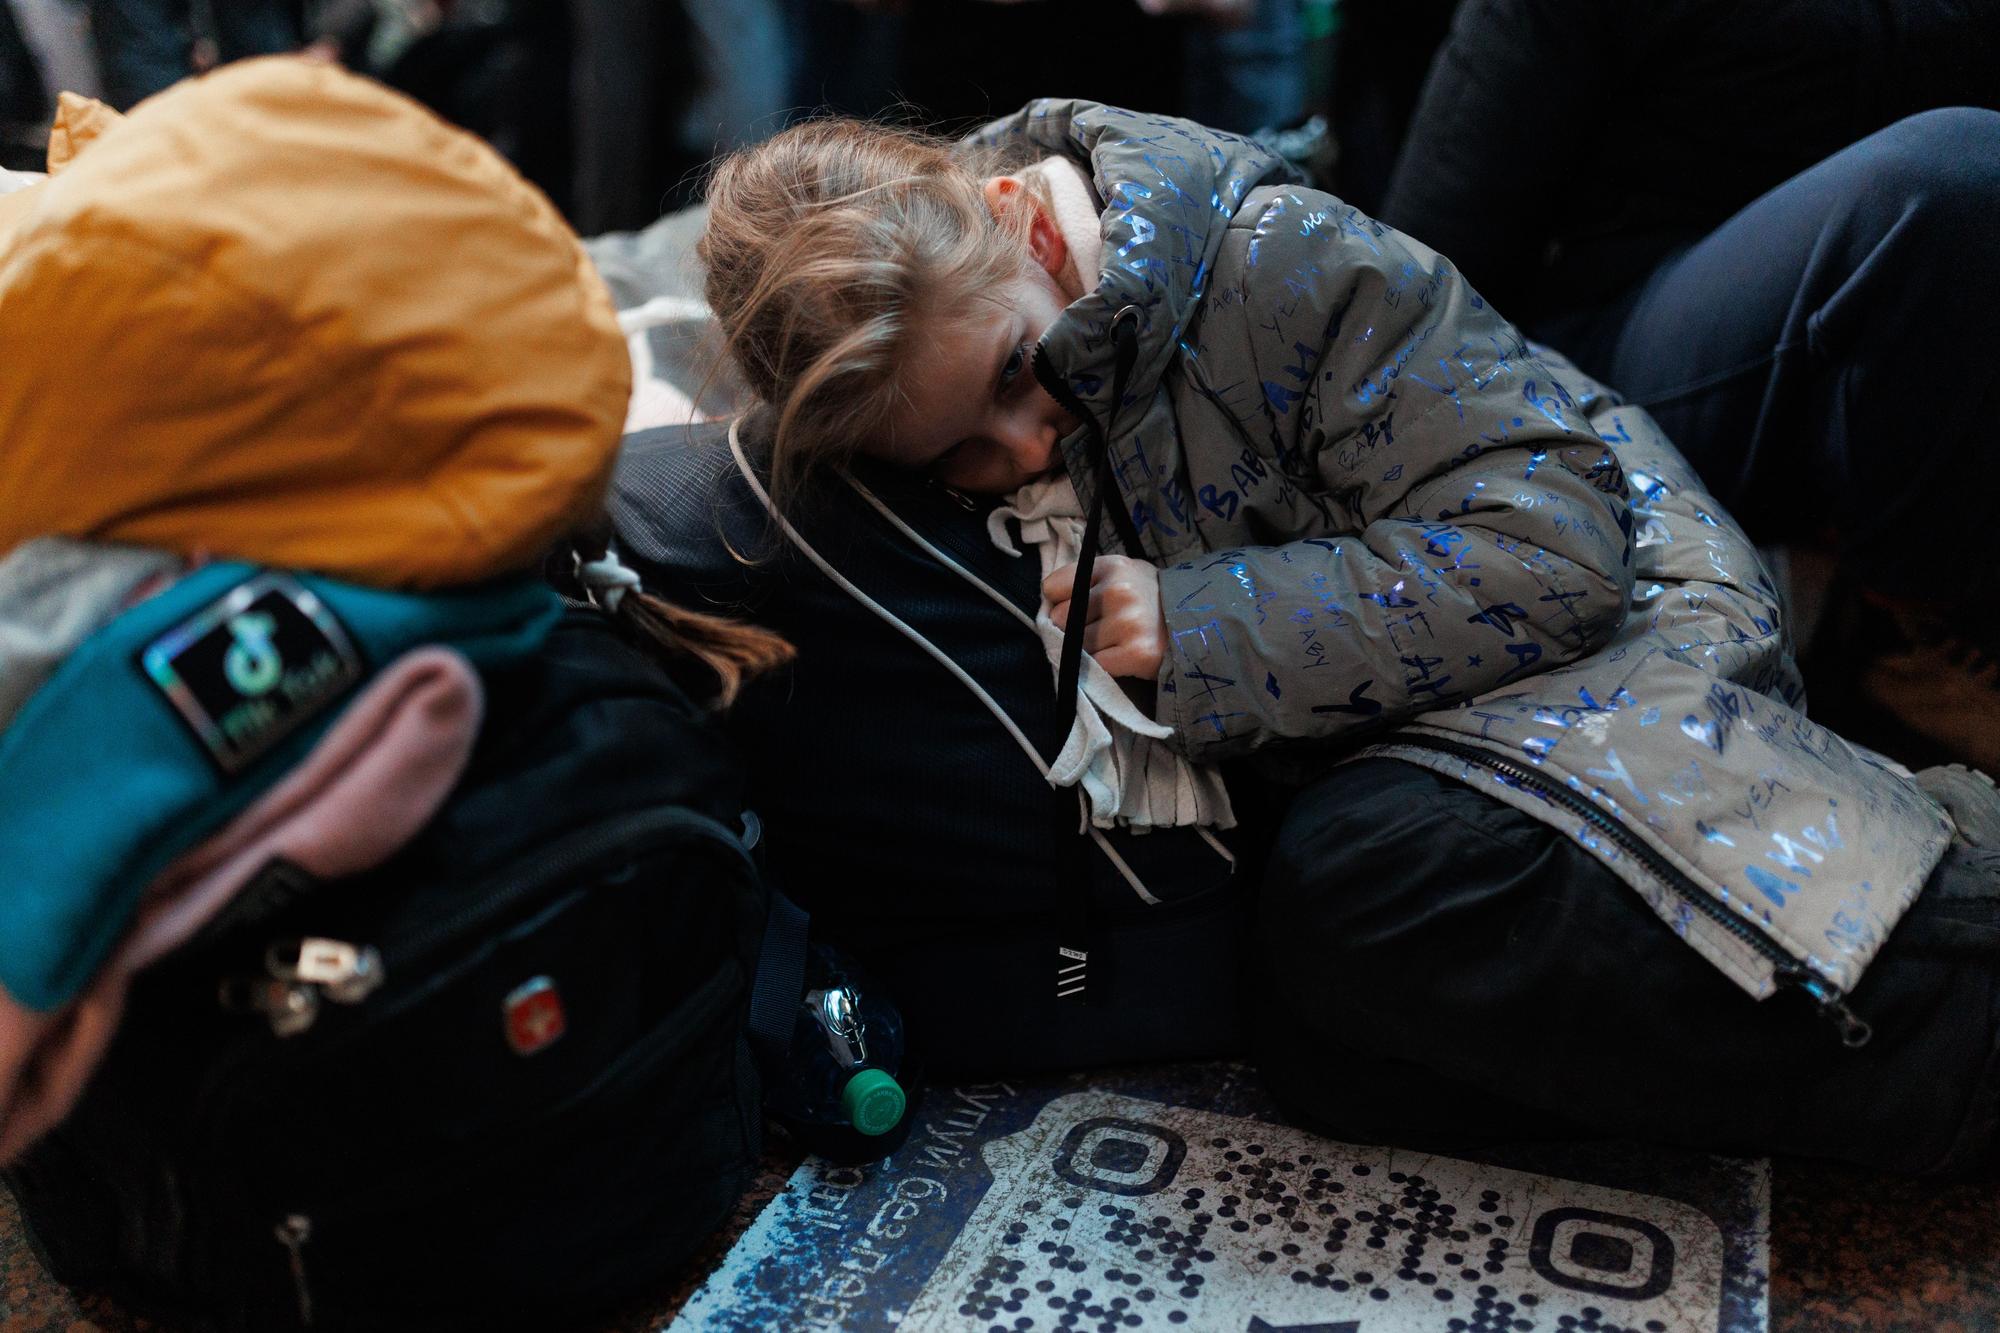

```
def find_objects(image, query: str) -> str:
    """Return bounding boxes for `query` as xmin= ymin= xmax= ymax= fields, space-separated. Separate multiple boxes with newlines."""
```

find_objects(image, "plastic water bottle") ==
xmin=766 ymin=943 xmax=916 ymax=1164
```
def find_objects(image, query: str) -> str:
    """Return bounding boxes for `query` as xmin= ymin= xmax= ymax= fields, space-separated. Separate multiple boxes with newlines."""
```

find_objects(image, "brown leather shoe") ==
xmin=1805 ymin=589 xmax=2000 ymax=774
xmin=1857 ymin=615 xmax=2000 ymax=774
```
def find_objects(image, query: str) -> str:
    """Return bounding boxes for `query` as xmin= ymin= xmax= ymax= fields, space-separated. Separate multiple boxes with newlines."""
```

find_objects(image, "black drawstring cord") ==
xmin=1055 ymin=306 xmax=1143 ymax=724
xmin=1050 ymin=304 xmax=1142 ymax=1005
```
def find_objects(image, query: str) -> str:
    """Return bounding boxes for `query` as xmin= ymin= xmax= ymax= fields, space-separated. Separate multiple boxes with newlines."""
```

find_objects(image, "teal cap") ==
xmin=840 ymin=1068 xmax=907 ymax=1136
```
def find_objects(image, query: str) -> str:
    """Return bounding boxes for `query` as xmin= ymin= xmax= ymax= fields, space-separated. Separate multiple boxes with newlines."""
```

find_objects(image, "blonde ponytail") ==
xmin=611 ymin=586 xmax=796 ymax=710
xmin=565 ymin=530 xmax=796 ymax=710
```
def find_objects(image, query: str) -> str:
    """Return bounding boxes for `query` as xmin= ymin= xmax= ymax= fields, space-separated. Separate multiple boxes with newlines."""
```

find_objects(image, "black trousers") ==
xmin=1552 ymin=108 xmax=2000 ymax=613
xmin=1250 ymin=758 xmax=2000 ymax=1176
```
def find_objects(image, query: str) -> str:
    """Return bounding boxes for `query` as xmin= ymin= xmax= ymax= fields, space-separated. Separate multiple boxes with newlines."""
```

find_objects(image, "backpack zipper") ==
xmin=384 ymin=805 xmax=754 ymax=975
xmin=275 ymin=1213 xmax=315 ymax=1327
xmin=230 ymin=809 xmax=755 ymax=1325
xmin=218 ymin=811 xmax=747 ymax=1039
xmin=219 ymin=938 xmax=389 ymax=1038
xmin=1384 ymin=732 xmax=1874 ymax=1047
xmin=211 ymin=808 xmax=755 ymax=1069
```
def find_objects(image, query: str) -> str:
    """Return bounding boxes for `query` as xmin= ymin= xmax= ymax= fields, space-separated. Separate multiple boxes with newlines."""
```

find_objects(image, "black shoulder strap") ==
xmin=746 ymin=883 xmax=809 ymax=1069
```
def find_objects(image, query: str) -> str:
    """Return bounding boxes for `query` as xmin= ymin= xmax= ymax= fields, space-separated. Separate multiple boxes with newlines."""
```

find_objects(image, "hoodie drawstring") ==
xmin=1049 ymin=305 xmax=1145 ymax=1004
xmin=1054 ymin=306 xmax=1144 ymax=724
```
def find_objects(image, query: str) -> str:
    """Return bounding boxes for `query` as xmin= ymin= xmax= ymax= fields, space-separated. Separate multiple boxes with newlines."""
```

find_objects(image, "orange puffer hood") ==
xmin=0 ymin=58 xmax=630 ymax=588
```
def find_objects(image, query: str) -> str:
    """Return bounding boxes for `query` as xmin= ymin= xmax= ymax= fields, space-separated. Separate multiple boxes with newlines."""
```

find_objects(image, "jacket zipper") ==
xmin=1386 ymin=732 xmax=1874 ymax=1047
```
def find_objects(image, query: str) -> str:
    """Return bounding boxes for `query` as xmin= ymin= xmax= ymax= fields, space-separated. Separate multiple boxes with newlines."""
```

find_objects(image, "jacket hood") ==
xmin=0 ymin=59 xmax=631 ymax=589
xmin=972 ymin=100 xmax=1295 ymax=430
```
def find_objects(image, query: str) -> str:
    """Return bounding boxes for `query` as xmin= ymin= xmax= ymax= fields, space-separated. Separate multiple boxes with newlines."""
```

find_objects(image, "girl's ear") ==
xmin=983 ymin=175 xmax=1067 ymax=282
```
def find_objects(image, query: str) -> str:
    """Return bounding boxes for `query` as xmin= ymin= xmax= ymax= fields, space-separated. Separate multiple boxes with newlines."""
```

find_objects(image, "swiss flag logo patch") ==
xmin=503 ymin=977 xmax=566 ymax=1056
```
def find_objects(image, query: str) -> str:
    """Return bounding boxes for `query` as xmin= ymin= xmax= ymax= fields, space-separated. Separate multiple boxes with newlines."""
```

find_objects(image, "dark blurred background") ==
xmin=1 ymin=0 xmax=1996 ymax=483
xmin=0 ymin=0 xmax=1438 ymax=232
xmin=1 ymin=0 xmax=1995 ymax=323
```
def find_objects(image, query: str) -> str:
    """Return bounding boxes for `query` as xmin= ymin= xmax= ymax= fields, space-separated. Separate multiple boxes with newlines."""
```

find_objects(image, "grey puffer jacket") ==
xmin=976 ymin=99 xmax=1952 ymax=1036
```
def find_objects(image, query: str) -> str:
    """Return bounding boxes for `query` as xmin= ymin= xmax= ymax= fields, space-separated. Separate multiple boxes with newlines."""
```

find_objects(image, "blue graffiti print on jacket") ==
xmin=970 ymin=98 xmax=1951 ymax=1011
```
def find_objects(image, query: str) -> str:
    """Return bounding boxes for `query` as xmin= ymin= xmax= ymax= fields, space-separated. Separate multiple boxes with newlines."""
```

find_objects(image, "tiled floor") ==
xmin=1764 ymin=1162 xmax=2000 ymax=1330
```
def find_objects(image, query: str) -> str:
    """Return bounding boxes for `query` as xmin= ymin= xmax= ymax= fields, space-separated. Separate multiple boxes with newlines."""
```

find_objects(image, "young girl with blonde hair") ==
xmin=690 ymin=99 xmax=2000 ymax=1174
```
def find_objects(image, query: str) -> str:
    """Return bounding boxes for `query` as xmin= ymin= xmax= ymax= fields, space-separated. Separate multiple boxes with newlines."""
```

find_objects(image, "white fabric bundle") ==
xmin=990 ymin=476 xmax=1236 ymax=832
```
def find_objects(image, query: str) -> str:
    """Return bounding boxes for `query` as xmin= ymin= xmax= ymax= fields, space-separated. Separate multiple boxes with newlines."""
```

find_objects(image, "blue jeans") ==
xmin=1178 ymin=0 xmax=1307 ymax=135
xmin=1545 ymin=108 xmax=2000 ymax=611
xmin=90 ymin=0 xmax=300 ymax=109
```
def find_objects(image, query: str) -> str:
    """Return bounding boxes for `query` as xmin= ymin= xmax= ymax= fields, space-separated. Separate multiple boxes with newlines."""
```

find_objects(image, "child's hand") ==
xmin=1044 ymin=555 xmax=1166 ymax=680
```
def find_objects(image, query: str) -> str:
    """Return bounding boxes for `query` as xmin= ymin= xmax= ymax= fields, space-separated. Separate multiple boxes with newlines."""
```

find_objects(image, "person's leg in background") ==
xmin=9 ymin=0 xmax=100 ymax=104
xmin=674 ymin=0 xmax=789 ymax=179
xmin=1173 ymin=0 xmax=1306 ymax=135
xmin=90 ymin=0 xmax=298 ymax=111
xmin=790 ymin=0 xmax=904 ymax=122
xmin=1579 ymin=109 xmax=2000 ymax=768
xmin=88 ymin=0 xmax=190 ymax=108
xmin=1 ymin=0 xmax=48 ymax=169
xmin=897 ymin=0 xmax=1181 ymax=127
xmin=566 ymin=0 xmax=675 ymax=235
xmin=1324 ymin=0 xmax=1461 ymax=216
xmin=206 ymin=0 xmax=301 ymax=68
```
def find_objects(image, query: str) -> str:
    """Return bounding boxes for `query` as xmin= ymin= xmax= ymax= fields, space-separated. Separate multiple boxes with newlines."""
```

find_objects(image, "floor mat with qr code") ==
xmin=667 ymin=1066 xmax=1769 ymax=1333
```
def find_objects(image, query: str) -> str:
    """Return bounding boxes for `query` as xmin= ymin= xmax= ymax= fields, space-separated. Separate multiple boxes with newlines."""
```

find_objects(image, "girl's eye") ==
xmin=999 ymin=343 xmax=1028 ymax=389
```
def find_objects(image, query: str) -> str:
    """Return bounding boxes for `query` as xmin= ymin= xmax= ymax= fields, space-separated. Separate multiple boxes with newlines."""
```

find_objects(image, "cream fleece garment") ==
xmin=992 ymin=157 xmax=1234 ymax=831
xmin=991 ymin=158 xmax=1234 ymax=831
xmin=1030 ymin=155 xmax=1101 ymax=299
xmin=990 ymin=471 xmax=1236 ymax=833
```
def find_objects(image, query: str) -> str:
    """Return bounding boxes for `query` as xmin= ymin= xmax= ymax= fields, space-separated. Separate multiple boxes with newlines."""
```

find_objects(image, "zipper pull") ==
xmin=809 ymin=986 xmax=869 ymax=1068
xmin=218 ymin=977 xmax=320 ymax=1038
xmin=220 ymin=938 xmax=384 ymax=1037
xmin=266 ymin=938 xmax=385 ymax=1005
xmin=275 ymin=1213 xmax=315 ymax=1327
xmin=924 ymin=477 xmax=980 ymax=512
xmin=1778 ymin=965 xmax=1874 ymax=1048
xmin=1817 ymin=994 xmax=1874 ymax=1049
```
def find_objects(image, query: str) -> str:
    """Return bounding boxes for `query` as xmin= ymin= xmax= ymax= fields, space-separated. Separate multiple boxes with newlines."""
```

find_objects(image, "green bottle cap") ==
xmin=840 ymin=1068 xmax=907 ymax=1136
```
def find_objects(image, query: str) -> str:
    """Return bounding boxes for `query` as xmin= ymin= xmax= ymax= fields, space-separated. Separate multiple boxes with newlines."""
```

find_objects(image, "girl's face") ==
xmin=870 ymin=177 xmax=1084 ymax=495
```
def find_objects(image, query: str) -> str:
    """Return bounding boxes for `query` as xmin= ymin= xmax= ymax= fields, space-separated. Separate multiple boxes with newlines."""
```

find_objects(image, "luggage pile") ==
xmin=0 ymin=59 xmax=794 ymax=1331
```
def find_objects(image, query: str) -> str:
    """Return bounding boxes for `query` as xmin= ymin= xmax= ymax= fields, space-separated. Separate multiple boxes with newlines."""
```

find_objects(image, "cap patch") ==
xmin=139 ymin=572 xmax=364 ymax=774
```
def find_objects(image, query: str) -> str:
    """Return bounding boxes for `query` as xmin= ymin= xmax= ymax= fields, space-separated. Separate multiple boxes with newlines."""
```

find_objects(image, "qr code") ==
xmin=898 ymin=1093 xmax=1726 ymax=1333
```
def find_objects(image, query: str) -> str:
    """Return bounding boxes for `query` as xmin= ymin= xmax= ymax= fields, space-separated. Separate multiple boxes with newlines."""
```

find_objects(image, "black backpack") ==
xmin=608 ymin=422 xmax=1275 ymax=1075
xmin=5 ymin=613 xmax=778 ymax=1332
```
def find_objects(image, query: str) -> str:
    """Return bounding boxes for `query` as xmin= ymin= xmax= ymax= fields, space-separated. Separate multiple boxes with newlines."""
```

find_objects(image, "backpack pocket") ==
xmin=238 ymin=962 xmax=756 ymax=1332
